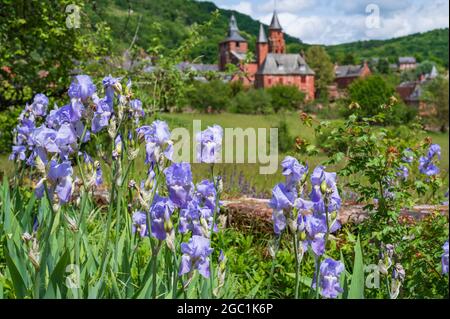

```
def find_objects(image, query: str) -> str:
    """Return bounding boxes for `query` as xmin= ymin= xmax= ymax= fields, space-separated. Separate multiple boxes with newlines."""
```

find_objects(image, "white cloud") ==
xmin=222 ymin=1 xmax=254 ymax=16
xmin=208 ymin=0 xmax=449 ymax=44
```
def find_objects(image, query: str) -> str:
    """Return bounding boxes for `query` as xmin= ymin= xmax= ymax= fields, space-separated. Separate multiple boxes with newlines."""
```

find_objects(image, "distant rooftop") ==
xmin=221 ymin=14 xmax=247 ymax=43
xmin=399 ymin=57 xmax=416 ymax=64
xmin=335 ymin=64 xmax=367 ymax=78
xmin=257 ymin=53 xmax=315 ymax=76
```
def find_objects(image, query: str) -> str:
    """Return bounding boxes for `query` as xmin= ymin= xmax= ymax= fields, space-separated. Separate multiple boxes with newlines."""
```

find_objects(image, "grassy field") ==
xmin=0 ymin=112 xmax=448 ymax=198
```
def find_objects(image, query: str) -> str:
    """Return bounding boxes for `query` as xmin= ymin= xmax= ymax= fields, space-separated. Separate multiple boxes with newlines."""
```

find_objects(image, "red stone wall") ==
xmin=219 ymin=41 xmax=248 ymax=71
xmin=257 ymin=43 xmax=269 ymax=67
xmin=255 ymin=74 xmax=315 ymax=101
xmin=269 ymin=30 xmax=286 ymax=54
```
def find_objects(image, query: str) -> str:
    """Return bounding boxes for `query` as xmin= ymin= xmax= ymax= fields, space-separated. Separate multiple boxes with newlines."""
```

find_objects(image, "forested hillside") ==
xmin=86 ymin=0 xmax=449 ymax=67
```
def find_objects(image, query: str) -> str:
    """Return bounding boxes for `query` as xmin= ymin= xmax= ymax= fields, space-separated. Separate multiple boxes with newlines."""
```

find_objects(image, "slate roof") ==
xmin=257 ymin=54 xmax=315 ymax=75
xmin=399 ymin=57 xmax=416 ymax=64
xmin=176 ymin=62 xmax=219 ymax=72
xmin=221 ymin=15 xmax=247 ymax=43
xmin=230 ymin=51 xmax=247 ymax=61
xmin=269 ymin=11 xmax=282 ymax=30
xmin=335 ymin=64 xmax=366 ymax=78
xmin=257 ymin=24 xmax=268 ymax=43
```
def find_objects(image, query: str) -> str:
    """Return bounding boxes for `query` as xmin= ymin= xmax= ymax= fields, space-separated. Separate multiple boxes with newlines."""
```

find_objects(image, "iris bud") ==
xmin=320 ymin=180 xmax=328 ymax=194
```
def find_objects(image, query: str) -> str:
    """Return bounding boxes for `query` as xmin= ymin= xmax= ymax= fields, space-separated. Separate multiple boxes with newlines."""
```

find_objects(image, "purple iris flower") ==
xmin=272 ymin=210 xmax=287 ymax=235
xmin=15 ymin=118 xmax=35 ymax=145
xmin=102 ymin=75 xmax=120 ymax=107
xmin=95 ymin=163 xmax=103 ymax=186
xmin=137 ymin=120 xmax=173 ymax=165
xmin=9 ymin=145 xmax=27 ymax=161
xmin=179 ymin=200 xmax=216 ymax=236
xmin=132 ymin=211 xmax=148 ymax=238
xmin=55 ymin=123 xmax=77 ymax=159
xmin=402 ymin=148 xmax=414 ymax=164
xmin=35 ymin=160 xmax=73 ymax=204
xmin=427 ymin=144 xmax=441 ymax=160
xmin=196 ymin=180 xmax=217 ymax=211
xmin=269 ymin=183 xmax=296 ymax=211
xmin=130 ymin=99 xmax=144 ymax=121
xmin=32 ymin=125 xmax=59 ymax=163
xmin=164 ymin=162 xmax=193 ymax=207
xmin=92 ymin=97 xmax=112 ymax=133
xmin=315 ymin=258 xmax=345 ymax=299
xmin=419 ymin=156 xmax=440 ymax=176
xmin=179 ymin=235 xmax=214 ymax=278
xmin=68 ymin=75 xmax=96 ymax=102
xmin=149 ymin=195 xmax=175 ymax=240
xmin=196 ymin=125 xmax=223 ymax=164
xmin=281 ymin=156 xmax=308 ymax=190
xmin=309 ymin=166 xmax=341 ymax=215
xmin=396 ymin=165 xmax=409 ymax=180
xmin=443 ymin=241 xmax=449 ymax=275
xmin=30 ymin=93 xmax=49 ymax=117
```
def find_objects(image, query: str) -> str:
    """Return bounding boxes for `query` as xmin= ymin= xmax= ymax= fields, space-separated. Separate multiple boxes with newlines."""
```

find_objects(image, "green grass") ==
xmin=1 ymin=112 xmax=448 ymax=198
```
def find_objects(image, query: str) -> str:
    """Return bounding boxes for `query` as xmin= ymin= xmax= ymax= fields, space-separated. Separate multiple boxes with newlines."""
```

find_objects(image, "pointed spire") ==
xmin=257 ymin=24 xmax=268 ymax=43
xmin=269 ymin=10 xmax=282 ymax=30
xmin=229 ymin=14 xmax=239 ymax=32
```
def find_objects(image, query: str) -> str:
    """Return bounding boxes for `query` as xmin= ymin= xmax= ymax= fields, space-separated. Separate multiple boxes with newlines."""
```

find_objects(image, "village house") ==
xmin=334 ymin=61 xmax=372 ymax=89
xmin=396 ymin=66 xmax=439 ymax=116
xmin=218 ymin=12 xmax=315 ymax=100
xmin=398 ymin=56 xmax=417 ymax=71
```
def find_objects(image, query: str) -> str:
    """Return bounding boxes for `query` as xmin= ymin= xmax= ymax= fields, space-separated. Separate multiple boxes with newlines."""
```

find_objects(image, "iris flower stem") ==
xmin=293 ymin=232 xmax=300 ymax=299
xmin=151 ymin=241 xmax=162 ymax=299
xmin=99 ymin=162 xmax=116 ymax=276
xmin=209 ymin=164 xmax=219 ymax=299
xmin=316 ymin=196 xmax=330 ymax=299
xmin=266 ymin=234 xmax=281 ymax=298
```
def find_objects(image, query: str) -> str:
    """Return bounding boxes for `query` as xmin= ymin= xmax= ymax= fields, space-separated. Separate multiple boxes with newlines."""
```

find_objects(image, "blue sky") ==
xmin=199 ymin=0 xmax=449 ymax=45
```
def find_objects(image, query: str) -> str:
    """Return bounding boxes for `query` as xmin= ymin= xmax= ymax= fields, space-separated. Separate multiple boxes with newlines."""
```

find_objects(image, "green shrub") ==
xmin=229 ymin=89 xmax=273 ymax=114
xmin=187 ymin=80 xmax=231 ymax=112
xmin=0 ymin=108 xmax=20 ymax=154
xmin=267 ymin=85 xmax=305 ymax=113
xmin=273 ymin=119 xmax=293 ymax=153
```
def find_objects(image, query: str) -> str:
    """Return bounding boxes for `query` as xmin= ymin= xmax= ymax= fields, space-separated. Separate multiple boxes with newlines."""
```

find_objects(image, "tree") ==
xmin=377 ymin=58 xmax=390 ymax=74
xmin=187 ymin=80 xmax=231 ymax=112
xmin=423 ymin=77 xmax=449 ymax=132
xmin=305 ymin=46 xmax=334 ymax=99
xmin=346 ymin=75 xmax=415 ymax=125
xmin=267 ymin=85 xmax=305 ymax=113
xmin=342 ymin=53 xmax=356 ymax=65
xmin=229 ymin=89 xmax=273 ymax=114
xmin=0 ymin=0 xmax=112 ymax=109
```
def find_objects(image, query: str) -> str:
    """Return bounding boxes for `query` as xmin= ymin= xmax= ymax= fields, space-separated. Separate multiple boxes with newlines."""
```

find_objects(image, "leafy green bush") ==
xmin=273 ymin=119 xmax=293 ymax=153
xmin=229 ymin=89 xmax=273 ymax=114
xmin=344 ymin=75 xmax=415 ymax=125
xmin=0 ymin=108 xmax=20 ymax=154
xmin=267 ymin=85 xmax=305 ymax=113
xmin=187 ymin=80 xmax=231 ymax=112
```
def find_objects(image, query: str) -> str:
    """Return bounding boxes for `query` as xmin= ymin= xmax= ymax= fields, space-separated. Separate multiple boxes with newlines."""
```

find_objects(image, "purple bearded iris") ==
xmin=149 ymin=195 xmax=175 ymax=240
xmin=195 ymin=180 xmax=217 ymax=211
xmin=130 ymin=99 xmax=144 ymax=122
xmin=196 ymin=125 xmax=223 ymax=164
xmin=281 ymin=156 xmax=308 ymax=190
xmin=68 ymin=75 xmax=96 ymax=102
xmin=401 ymin=148 xmax=414 ymax=164
xmin=396 ymin=165 xmax=409 ymax=180
xmin=297 ymin=213 xmax=339 ymax=256
xmin=179 ymin=199 xmax=216 ymax=236
xmin=92 ymin=96 xmax=112 ymax=133
xmin=9 ymin=145 xmax=27 ymax=161
xmin=102 ymin=75 xmax=121 ymax=108
xmin=137 ymin=120 xmax=173 ymax=165
xmin=314 ymin=258 xmax=345 ymax=299
xmin=29 ymin=93 xmax=49 ymax=117
xmin=132 ymin=211 xmax=148 ymax=238
xmin=179 ymin=235 xmax=214 ymax=278
xmin=164 ymin=162 xmax=193 ymax=207
xmin=270 ymin=183 xmax=297 ymax=234
xmin=419 ymin=144 xmax=441 ymax=176
xmin=442 ymin=241 xmax=449 ymax=275
xmin=310 ymin=166 xmax=341 ymax=215
xmin=35 ymin=160 xmax=73 ymax=204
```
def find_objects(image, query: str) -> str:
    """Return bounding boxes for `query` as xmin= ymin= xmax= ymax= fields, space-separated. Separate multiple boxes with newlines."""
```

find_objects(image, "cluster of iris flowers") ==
xmin=269 ymin=156 xmax=344 ymax=298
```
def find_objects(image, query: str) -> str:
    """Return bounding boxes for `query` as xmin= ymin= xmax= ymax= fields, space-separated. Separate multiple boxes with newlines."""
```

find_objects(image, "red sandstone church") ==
xmin=218 ymin=12 xmax=316 ymax=100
